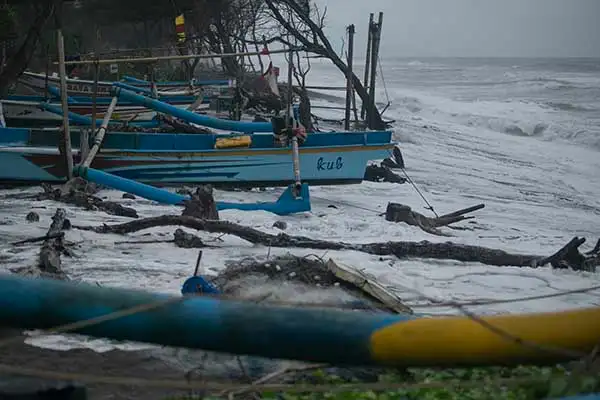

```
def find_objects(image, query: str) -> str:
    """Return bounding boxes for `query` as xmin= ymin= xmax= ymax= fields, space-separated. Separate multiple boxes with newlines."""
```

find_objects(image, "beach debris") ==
xmin=174 ymin=228 xmax=205 ymax=249
xmin=75 ymin=214 xmax=599 ymax=271
xmin=385 ymin=203 xmax=485 ymax=236
xmin=540 ymin=237 xmax=600 ymax=272
xmin=181 ymin=185 xmax=219 ymax=220
xmin=364 ymin=146 xmax=407 ymax=184
xmin=25 ymin=211 xmax=39 ymax=222
xmin=273 ymin=221 xmax=288 ymax=230
xmin=364 ymin=163 xmax=407 ymax=184
xmin=12 ymin=208 xmax=70 ymax=279
xmin=36 ymin=178 xmax=138 ymax=218
xmin=326 ymin=259 xmax=412 ymax=314
xmin=209 ymin=254 xmax=411 ymax=314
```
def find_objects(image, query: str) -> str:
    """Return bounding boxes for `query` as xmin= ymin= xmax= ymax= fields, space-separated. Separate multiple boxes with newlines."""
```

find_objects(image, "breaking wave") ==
xmin=390 ymin=88 xmax=600 ymax=150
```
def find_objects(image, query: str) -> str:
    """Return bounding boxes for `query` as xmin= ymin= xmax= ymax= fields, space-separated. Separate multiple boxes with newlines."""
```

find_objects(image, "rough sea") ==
xmin=0 ymin=57 xmax=599 ymax=352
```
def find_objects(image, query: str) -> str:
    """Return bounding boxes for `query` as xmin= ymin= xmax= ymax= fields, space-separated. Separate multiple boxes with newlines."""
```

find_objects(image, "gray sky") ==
xmin=314 ymin=0 xmax=600 ymax=58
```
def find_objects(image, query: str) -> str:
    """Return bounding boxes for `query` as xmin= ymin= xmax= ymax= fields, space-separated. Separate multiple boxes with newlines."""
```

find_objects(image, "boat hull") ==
xmin=0 ymin=128 xmax=395 ymax=187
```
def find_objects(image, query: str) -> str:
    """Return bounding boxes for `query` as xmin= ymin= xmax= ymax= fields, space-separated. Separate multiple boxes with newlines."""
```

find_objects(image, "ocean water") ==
xmin=1 ymin=57 xmax=599 ymax=352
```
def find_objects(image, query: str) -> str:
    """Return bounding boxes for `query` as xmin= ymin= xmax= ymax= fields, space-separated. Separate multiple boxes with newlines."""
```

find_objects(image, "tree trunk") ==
xmin=0 ymin=1 xmax=56 ymax=97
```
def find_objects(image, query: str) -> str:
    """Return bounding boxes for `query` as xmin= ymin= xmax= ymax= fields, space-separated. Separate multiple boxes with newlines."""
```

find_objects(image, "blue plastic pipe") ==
xmin=111 ymin=86 xmax=273 ymax=133
xmin=74 ymin=166 xmax=187 ymax=204
xmin=46 ymin=85 xmax=77 ymax=104
xmin=39 ymin=102 xmax=106 ymax=126
xmin=113 ymin=81 xmax=153 ymax=96
xmin=73 ymin=166 xmax=311 ymax=215
xmin=38 ymin=102 xmax=159 ymax=129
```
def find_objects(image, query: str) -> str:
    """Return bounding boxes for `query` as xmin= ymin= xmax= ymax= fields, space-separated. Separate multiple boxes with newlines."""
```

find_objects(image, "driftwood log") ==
xmin=75 ymin=215 xmax=599 ymax=271
xmin=158 ymin=114 xmax=212 ymax=134
xmin=385 ymin=203 xmax=485 ymax=235
xmin=37 ymin=178 xmax=138 ymax=218
xmin=13 ymin=208 xmax=70 ymax=279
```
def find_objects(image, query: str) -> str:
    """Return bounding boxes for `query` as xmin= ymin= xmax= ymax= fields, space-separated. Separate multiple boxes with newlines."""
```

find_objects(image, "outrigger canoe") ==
xmin=0 ymin=127 xmax=395 ymax=187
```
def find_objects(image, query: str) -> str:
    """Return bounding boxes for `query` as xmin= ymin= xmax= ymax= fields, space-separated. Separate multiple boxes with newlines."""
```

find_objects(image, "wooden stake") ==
xmin=79 ymin=128 xmax=90 ymax=161
xmin=361 ymin=13 xmax=374 ymax=120
xmin=91 ymin=61 xmax=99 ymax=134
xmin=367 ymin=12 xmax=383 ymax=129
xmin=344 ymin=24 xmax=355 ymax=131
xmin=57 ymin=28 xmax=73 ymax=180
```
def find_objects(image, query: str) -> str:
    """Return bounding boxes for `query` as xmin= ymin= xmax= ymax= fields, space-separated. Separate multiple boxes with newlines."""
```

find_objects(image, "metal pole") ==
xmin=57 ymin=27 xmax=73 ymax=180
xmin=344 ymin=24 xmax=355 ymax=131
xmin=361 ymin=13 xmax=374 ymax=121
xmin=367 ymin=12 xmax=383 ymax=129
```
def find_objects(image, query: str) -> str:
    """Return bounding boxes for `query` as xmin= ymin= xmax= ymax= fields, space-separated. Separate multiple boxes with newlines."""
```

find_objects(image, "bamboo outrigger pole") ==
xmin=57 ymin=47 xmax=302 ymax=66
xmin=361 ymin=13 xmax=374 ymax=121
xmin=286 ymin=49 xmax=302 ymax=195
xmin=56 ymin=16 xmax=73 ymax=180
xmin=344 ymin=24 xmax=355 ymax=131
xmin=81 ymin=96 xmax=118 ymax=168
xmin=367 ymin=12 xmax=383 ymax=129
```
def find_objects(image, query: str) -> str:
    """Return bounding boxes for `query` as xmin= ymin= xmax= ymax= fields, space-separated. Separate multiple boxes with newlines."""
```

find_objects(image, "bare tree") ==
xmin=260 ymin=0 xmax=386 ymax=129
xmin=0 ymin=0 xmax=57 ymax=97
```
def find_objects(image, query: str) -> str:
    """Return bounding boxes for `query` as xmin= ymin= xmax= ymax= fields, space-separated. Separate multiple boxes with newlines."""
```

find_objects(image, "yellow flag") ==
xmin=175 ymin=14 xmax=185 ymax=43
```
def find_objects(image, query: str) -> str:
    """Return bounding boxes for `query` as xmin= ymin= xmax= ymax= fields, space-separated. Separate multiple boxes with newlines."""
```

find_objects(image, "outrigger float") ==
xmin=0 ymin=273 xmax=598 ymax=368
xmin=73 ymin=165 xmax=311 ymax=215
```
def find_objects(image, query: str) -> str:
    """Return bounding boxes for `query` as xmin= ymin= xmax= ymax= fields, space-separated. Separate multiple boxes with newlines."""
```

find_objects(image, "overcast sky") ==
xmin=313 ymin=0 xmax=600 ymax=58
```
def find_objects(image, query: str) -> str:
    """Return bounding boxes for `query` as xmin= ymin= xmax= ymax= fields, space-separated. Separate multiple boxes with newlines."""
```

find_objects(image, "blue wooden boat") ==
xmin=0 ymin=127 xmax=395 ymax=187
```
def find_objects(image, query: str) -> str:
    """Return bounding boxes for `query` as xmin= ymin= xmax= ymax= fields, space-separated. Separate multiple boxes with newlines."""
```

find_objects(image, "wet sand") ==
xmin=0 ymin=334 xmax=190 ymax=400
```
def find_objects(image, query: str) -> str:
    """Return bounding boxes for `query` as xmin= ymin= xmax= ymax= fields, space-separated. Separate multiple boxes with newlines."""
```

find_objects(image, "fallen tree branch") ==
xmin=11 ymin=232 xmax=64 ymax=246
xmin=74 ymin=215 xmax=599 ymax=271
xmin=385 ymin=203 xmax=484 ymax=236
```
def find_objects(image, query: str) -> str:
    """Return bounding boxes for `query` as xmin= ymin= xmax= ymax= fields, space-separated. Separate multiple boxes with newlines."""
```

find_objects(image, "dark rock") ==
xmin=174 ymin=228 xmax=204 ymax=248
xmin=26 ymin=212 xmax=40 ymax=222
xmin=122 ymin=193 xmax=136 ymax=200
xmin=273 ymin=221 xmax=287 ymax=230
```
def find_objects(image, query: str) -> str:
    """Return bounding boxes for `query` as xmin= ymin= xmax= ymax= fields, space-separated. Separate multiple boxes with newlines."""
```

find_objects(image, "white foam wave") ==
xmin=389 ymin=87 xmax=600 ymax=150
